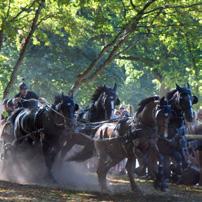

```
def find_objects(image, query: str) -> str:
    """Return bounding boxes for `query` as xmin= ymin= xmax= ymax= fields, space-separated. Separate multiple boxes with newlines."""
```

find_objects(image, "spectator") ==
xmin=119 ymin=105 xmax=130 ymax=118
xmin=197 ymin=109 xmax=202 ymax=123
xmin=112 ymin=109 xmax=121 ymax=118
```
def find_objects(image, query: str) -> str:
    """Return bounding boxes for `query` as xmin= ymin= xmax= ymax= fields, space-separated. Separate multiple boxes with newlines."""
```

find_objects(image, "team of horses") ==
xmin=0 ymin=83 xmax=201 ymax=194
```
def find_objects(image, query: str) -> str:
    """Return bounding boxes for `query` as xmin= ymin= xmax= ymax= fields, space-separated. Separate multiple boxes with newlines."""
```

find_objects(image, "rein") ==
xmin=45 ymin=103 xmax=67 ymax=128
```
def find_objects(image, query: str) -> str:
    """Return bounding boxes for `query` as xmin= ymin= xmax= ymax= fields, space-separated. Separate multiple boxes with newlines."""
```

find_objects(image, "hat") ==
xmin=19 ymin=80 xmax=28 ymax=90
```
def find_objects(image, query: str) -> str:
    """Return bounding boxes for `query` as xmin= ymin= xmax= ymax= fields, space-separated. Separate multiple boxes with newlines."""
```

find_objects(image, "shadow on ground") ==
xmin=0 ymin=178 xmax=201 ymax=202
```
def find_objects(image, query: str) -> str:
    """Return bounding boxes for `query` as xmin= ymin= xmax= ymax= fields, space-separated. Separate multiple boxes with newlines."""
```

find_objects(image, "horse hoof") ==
xmin=101 ymin=188 xmax=111 ymax=194
xmin=132 ymin=186 xmax=143 ymax=196
xmin=160 ymin=185 xmax=168 ymax=192
xmin=154 ymin=185 xmax=159 ymax=190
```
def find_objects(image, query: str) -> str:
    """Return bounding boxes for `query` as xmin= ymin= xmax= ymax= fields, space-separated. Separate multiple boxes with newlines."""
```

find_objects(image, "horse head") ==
xmin=175 ymin=83 xmax=198 ymax=122
xmin=54 ymin=93 xmax=79 ymax=126
xmin=155 ymin=97 xmax=172 ymax=138
xmin=93 ymin=83 xmax=120 ymax=119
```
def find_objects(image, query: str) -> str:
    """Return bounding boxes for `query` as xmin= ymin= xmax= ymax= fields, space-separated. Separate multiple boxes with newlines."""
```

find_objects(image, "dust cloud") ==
xmin=0 ymin=137 xmax=99 ymax=192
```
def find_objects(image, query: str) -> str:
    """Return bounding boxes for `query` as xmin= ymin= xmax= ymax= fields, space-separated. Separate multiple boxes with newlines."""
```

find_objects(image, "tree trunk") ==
xmin=69 ymin=0 xmax=157 ymax=95
xmin=3 ymin=0 xmax=45 ymax=99
xmin=0 ymin=29 xmax=3 ymax=51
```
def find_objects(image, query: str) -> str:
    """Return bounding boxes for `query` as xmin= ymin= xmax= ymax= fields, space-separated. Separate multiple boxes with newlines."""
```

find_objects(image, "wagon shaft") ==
xmin=186 ymin=134 xmax=202 ymax=140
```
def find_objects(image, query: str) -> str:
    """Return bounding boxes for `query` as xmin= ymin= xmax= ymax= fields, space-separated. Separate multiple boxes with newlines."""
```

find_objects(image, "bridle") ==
xmin=101 ymin=92 xmax=116 ymax=120
xmin=154 ymin=102 xmax=172 ymax=139
xmin=47 ymin=104 xmax=67 ymax=128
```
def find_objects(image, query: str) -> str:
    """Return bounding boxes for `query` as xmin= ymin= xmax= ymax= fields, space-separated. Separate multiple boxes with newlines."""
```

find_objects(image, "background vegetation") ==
xmin=0 ymin=0 xmax=201 ymax=108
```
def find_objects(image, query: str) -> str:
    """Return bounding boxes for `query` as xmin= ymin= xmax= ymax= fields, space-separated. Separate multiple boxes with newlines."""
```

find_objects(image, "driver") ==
xmin=13 ymin=81 xmax=39 ymax=108
xmin=14 ymin=81 xmax=39 ymax=101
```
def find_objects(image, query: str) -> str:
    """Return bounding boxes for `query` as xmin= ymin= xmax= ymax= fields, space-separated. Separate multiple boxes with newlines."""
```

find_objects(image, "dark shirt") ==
xmin=15 ymin=91 xmax=39 ymax=100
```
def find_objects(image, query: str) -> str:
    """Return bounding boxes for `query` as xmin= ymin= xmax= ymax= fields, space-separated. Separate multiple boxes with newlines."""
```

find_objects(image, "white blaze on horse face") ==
xmin=164 ymin=130 xmax=168 ymax=138
xmin=111 ymin=100 xmax=115 ymax=110
xmin=110 ymin=100 xmax=115 ymax=119
xmin=164 ymin=113 xmax=169 ymax=117
xmin=189 ymin=96 xmax=194 ymax=118
xmin=164 ymin=119 xmax=169 ymax=138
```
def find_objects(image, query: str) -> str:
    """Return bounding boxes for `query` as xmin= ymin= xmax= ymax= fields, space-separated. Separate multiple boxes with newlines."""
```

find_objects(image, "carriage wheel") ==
xmin=0 ymin=122 xmax=16 ymax=172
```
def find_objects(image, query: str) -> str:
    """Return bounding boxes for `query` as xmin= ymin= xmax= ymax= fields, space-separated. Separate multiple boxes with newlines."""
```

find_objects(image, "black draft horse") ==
xmin=59 ymin=84 xmax=121 ymax=160
xmin=78 ymin=84 xmax=120 ymax=122
xmin=161 ymin=84 xmax=198 ymax=180
xmin=2 ymin=93 xmax=79 ymax=181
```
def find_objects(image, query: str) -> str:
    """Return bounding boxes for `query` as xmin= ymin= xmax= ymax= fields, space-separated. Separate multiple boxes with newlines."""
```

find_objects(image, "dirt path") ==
xmin=0 ymin=177 xmax=201 ymax=202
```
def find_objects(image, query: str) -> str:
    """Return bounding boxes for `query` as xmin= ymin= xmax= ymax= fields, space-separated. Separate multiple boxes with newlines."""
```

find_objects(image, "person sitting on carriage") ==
xmin=1 ymin=98 xmax=15 ymax=124
xmin=13 ymin=80 xmax=39 ymax=108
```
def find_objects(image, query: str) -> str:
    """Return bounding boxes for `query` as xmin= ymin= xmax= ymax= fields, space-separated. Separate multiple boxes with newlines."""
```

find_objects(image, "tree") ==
xmin=3 ymin=0 xmax=45 ymax=98
xmin=0 ymin=0 xmax=201 ymax=107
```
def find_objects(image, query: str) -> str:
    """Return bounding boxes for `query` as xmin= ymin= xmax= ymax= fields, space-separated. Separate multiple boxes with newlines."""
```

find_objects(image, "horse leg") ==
xmin=199 ymin=151 xmax=202 ymax=186
xmin=96 ymin=151 xmax=109 ymax=192
xmin=60 ymin=139 xmax=74 ymax=159
xmin=134 ymin=155 xmax=147 ymax=177
xmin=42 ymin=140 xmax=58 ymax=183
xmin=60 ymin=132 xmax=92 ymax=160
xmin=154 ymin=154 xmax=169 ymax=192
xmin=161 ymin=156 xmax=170 ymax=191
xmin=147 ymin=145 xmax=159 ymax=179
xmin=97 ymin=154 xmax=123 ymax=193
xmin=125 ymin=156 xmax=142 ymax=194
xmin=65 ymin=133 xmax=94 ymax=162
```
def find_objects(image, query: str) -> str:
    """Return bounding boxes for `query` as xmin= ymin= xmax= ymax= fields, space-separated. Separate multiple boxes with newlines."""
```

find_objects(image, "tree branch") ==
xmin=9 ymin=0 xmax=38 ymax=22
xmin=130 ymin=0 xmax=140 ymax=12
xmin=3 ymin=0 xmax=45 ymax=98
xmin=69 ymin=0 xmax=158 ymax=94
xmin=5 ymin=0 xmax=12 ymax=20
xmin=0 ymin=28 xmax=3 ymax=51
xmin=117 ymin=55 xmax=160 ymax=66
xmin=144 ymin=2 xmax=202 ymax=15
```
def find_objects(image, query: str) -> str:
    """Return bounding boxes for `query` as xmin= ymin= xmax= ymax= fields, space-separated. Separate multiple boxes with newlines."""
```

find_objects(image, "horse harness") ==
xmin=14 ymin=104 xmax=68 ymax=144
xmin=112 ymin=118 xmax=155 ymax=157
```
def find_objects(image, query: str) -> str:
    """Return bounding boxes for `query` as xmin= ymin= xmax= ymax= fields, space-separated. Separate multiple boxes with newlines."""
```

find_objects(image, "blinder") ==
xmin=192 ymin=95 xmax=198 ymax=105
xmin=155 ymin=104 xmax=172 ymax=119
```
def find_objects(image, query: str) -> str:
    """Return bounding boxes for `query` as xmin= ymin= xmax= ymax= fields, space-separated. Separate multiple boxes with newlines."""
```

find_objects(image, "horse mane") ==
xmin=136 ymin=96 xmax=160 ymax=115
xmin=166 ymin=89 xmax=177 ymax=100
xmin=21 ymin=99 xmax=39 ymax=108
xmin=54 ymin=93 xmax=74 ymax=107
xmin=91 ymin=86 xmax=108 ymax=102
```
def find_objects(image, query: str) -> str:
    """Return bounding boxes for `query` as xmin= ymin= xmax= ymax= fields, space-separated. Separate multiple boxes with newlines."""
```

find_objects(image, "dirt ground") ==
xmin=0 ymin=123 xmax=201 ymax=202
xmin=0 ymin=176 xmax=202 ymax=202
